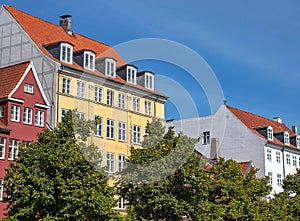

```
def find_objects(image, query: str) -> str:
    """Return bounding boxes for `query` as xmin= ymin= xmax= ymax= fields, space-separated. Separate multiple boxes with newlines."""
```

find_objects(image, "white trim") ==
xmin=8 ymin=98 xmax=24 ymax=103
xmin=145 ymin=72 xmax=154 ymax=90
xmin=35 ymin=103 xmax=50 ymax=109
xmin=83 ymin=51 xmax=95 ymax=71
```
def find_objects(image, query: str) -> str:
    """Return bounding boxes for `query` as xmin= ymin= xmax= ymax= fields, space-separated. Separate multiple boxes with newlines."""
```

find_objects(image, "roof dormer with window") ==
xmin=283 ymin=132 xmax=290 ymax=145
xmin=84 ymin=51 xmax=95 ymax=71
xmin=105 ymin=58 xmax=116 ymax=77
xmin=137 ymin=71 xmax=155 ymax=90
xmin=267 ymin=126 xmax=273 ymax=140
xmin=60 ymin=42 xmax=73 ymax=64
xmin=126 ymin=66 xmax=137 ymax=84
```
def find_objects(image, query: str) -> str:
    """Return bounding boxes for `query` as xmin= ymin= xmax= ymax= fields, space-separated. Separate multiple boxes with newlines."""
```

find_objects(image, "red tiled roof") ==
xmin=0 ymin=61 xmax=30 ymax=99
xmin=238 ymin=161 xmax=252 ymax=175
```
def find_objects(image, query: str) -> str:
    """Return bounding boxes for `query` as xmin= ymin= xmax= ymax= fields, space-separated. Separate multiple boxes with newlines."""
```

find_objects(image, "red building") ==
xmin=0 ymin=61 xmax=50 ymax=218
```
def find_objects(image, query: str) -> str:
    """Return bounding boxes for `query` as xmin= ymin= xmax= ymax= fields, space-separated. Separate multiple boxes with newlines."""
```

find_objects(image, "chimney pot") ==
xmin=292 ymin=126 xmax=298 ymax=134
xmin=273 ymin=117 xmax=282 ymax=124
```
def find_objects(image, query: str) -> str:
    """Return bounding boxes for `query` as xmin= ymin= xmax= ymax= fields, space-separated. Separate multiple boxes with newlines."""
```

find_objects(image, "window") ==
xmin=267 ymin=172 xmax=272 ymax=185
xmin=284 ymin=132 xmax=290 ymax=145
xmin=292 ymin=155 xmax=297 ymax=167
xmin=145 ymin=127 xmax=149 ymax=136
xmin=23 ymin=107 xmax=32 ymax=125
xmin=105 ymin=58 xmax=116 ymax=77
xmin=145 ymin=101 xmax=152 ymax=116
xmin=24 ymin=83 xmax=33 ymax=94
xmin=299 ymin=157 xmax=300 ymax=168
xmin=84 ymin=51 xmax=95 ymax=70
xmin=296 ymin=136 xmax=300 ymax=148
xmin=133 ymin=125 xmax=141 ymax=144
xmin=145 ymin=73 xmax=154 ymax=90
xmin=107 ymin=89 xmax=114 ymax=106
xmin=0 ymin=105 xmax=4 ymax=118
xmin=62 ymin=77 xmax=71 ymax=94
xmin=133 ymin=97 xmax=140 ymax=112
xmin=106 ymin=152 xmax=114 ymax=173
xmin=118 ymin=93 xmax=125 ymax=109
xmin=276 ymin=151 xmax=281 ymax=163
xmin=8 ymin=139 xmax=18 ymax=160
xmin=277 ymin=174 xmax=282 ymax=186
xmin=118 ymin=122 xmax=126 ymax=142
xmin=106 ymin=119 xmax=114 ymax=139
xmin=94 ymin=86 xmax=102 ymax=103
xmin=118 ymin=196 xmax=126 ymax=210
xmin=267 ymin=126 xmax=273 ymax=140
xmin=76 ymin=81 xmax=86 ymax=98
xmin=61 ymin=109 xmax=69 ymax=121
xmin=266 ymin=149 xmax=272 ymax=161
xmin=127 ymin=66 xmax=136 ymax=84
xmin=0 ymin=179 xmax=3 ymax=201
xmin=0 ymin=138 xmax=6 ymax=160
xmin=35 ymin=110 xmax=44 ymax=127
xmin=60 ymin=43 xmax=72 ymax=64
xmin=119 ymin=154 xmax=126 ymax=172
xmin=94 ymin=116 xmax=102 ymax=137
xmin=202 ymin=131 xmax=210 ymax=145
xmin=77 ymin=112 xmax=85 ymax=119
xmin=286 ymin=154 xmax=291 ymax=165
xmin=10 ymin=105 xmax=20 ymax=122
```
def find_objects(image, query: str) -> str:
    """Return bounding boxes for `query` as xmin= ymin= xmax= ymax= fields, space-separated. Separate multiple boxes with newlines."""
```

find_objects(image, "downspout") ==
xmin=154 ymin=95 xmax=159 ymax=118
xmin=282 ymin=146 xmax=286 ymax=178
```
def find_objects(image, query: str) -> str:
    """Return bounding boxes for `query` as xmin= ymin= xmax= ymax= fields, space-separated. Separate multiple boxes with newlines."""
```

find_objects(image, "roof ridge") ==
xmin=0 ymin=60 xmax=30 ymax=70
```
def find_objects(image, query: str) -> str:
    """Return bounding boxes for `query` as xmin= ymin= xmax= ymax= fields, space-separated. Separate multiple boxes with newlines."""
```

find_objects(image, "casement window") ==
xmin=133 ymin=97 xmax=140 ymax=113
xmin=267 ymin=172 xmax=272 ymax=185
xmin=118 ymin=154 xmax=126 ymax=172
xmin=267 ymin=126 xmax=273 ymax=140
xmin=296 ymin=136 xmax=300 ymax=148
xmin=62 ymin=77 xmax=71 ymax=94
xmin=24 ymin=83 xmax=34 ymax=94
xmin=94 ymin=116 xmax=102 ymax=137
xmin=145 ymin=73 xmax=154 ymax=90
xmin=118 ymin=122 xmax=126 ymax=142
xmin=84 ymin=51 xmax=95 ymax=70
xmin=284 ymin=132 xmax=290 ymax=145
xmin=23 ymin=107 xmax=32 ymax=125
xmin=0 ymin=179 xmax=3 ymax=201
xmin=61 ymin=109 xmax=69 ymax=121
xmin=8 ymin=139 xmax=18 ymax=160
xmin=76 ymin=81 xmax=86 ymax=98
xmin=0 ymin=105 xmax=4 ymax=118
xmin=292 ymin=155 xmax=297 ymax=167
xmin=106 ymin=152 xmax=114 ymax=173
xmin=94 ymin=86 xmax=102 ymax=103
xmin=133 ymin=125 xmax=141 ymax=144
xmin=106 ymin=119 xmax=114 ymax=139
xmin=35 ymin=110 xmax=44 ymax=127
xmin=0 ymin=138 xmax=6 ymax=160
xmin=118 ymin=93 xmax=125 ymax=109
xmin=107 ymin=89 xmax=114 ymax=106
xmin=202 ymin=131 xmax=210 ymax=145
xmin=76 ymin=112 xmax=85 ymax=119
xmin=60 ymin=43 xmax=73 ymax=64
xmin=286 ymin=154 xmax=291 ymax=165
xmin=127 ymin=66 xmax=136 ymax=84
xmin=276 ymin=151 xmax=281 ymax=163
xmin=145 ymin=127 xmax=149 ymax=136
xmin=145 ymin=101 xmax=152 ymax=116
xmin=277 ymin=174 xmax=282 ymax=186
xmin=105 ymin=58 xmax=116 ymax=77
xmin=266 ymin=149 xmax=272 ymax=161
xmin=10 ymin=105 xmax=20 ymax=122
xmin=118 ymin=196 xmax=126 ymax=210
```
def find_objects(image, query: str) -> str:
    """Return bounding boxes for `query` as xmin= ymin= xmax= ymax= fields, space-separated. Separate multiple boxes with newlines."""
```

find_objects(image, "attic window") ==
xmin=24 ymin=83 xmax=34 ymax=94
xmin=267 ymin=126 xmax=273 ymax=140
xmin=145 ymin=72 xmax=154 ymax=90
xmin=105 ymin=58 xmax=116 ymax=77
xmin=127 ymin=66 xmax=136 ymax=84
xmin=84 ymin=51 xmax=95 ymax=71
xmin=284 ymin=132 xmax=290 ymax=145
xmin=296 ymin=136 xmax=300 ymax=148
xmin=60 ymin=43 xmax=73 ymax=64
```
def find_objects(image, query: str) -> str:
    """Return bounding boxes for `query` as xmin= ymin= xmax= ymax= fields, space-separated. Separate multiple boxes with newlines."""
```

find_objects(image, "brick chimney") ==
xmin=59 ymin=15 xmax=72 ymax=32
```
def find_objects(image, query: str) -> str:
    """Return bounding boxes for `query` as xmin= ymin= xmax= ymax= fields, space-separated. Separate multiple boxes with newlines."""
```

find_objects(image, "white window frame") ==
xmin=84 ymin=51 xmax=95 ymax=71
xmin=0 ymin=105 xmax=4 ymax=118
xmin=107 ymin=89 xmax=114 ymax=106
xmin=202 ymin=131 xmax=210 ymax=145
xmin=118 ymin=122 xmax=126 ymax=142
xmin=145 ymin=101 xmax=152 ymax=116
xmin=292 ymin=155 xmax=297 ymax=167
xmin=94 ymin=116 xmax=102 ymax=137
xmin=118 ymin=93 xmax=126 ymax=109
xmin=276 ymin=151 xmax=281 ymax=163
xmin=133 ymin=97 xmax=140 ymax=113
xmin=23 ymin=107 xmax=32 ymax=125
xmin=106 ymin=152 xmax=114 ymax=173
xmin=24 ymin=83 xmax=34 ymax=94
xmin=286 ymin=153 xmax=291 ymax=165
xmin=10 ymin=105 xmax=20 ymax=122
xmin=8 ymin=139 xmax=18 ymax=160
xmin=35 ymin=110 xmax=44 ymax=127
xmin=127 ymin=66 xmax=137 ymax=84
xmin=94 ymin=86 xmax=102 ymax=103
xmin=60 ymin=43 xmax=73 ymax=64
xmin=267 ymin=172 xmax=272 ymax=185
xmin=105 ymin=58 xmax=116 ymax=77
xmin=277 ymin=174 xmax=282 ymax=186
xmin=266 ymin=149 xmax=272 ymax=161
xmin=145 ymin=72 xmax=154 ymax=90
xmin=61 ymin=109 xmax=69 ymax=121
xmin=106 ymin=119 xmax=114 ymax=139
xmin=77 ymin=112 xmax=85 ymax=119
xmin=76 ymin=81 xmax=86 ymax=98
xmin=133 ymin=125 xmax=141 ymax=144
xmin=0 ymin=137 xmax=6 ymax=160
xmin=0 ymin=179 xmax=3 ymax=201
xmin=284 ymin=132 xmax=290 ymax=145
xmin=62 ymin=77 xmax=71 ymax=94
xmin=296 ymin=136 xmax=300 ymax=148
xmin=118 ymin=196 xmax=126 ymax=210
xmin=118 ymin=154 xmax=126 ymax=172
xmin=267 ymin=126 xmax=273 ymax=140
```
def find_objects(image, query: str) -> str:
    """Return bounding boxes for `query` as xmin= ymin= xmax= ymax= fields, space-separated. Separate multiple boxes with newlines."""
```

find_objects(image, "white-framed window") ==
xmin=105 ymin=58 xmax=116 ymax=77
xmin=76 ymin=112 xmax=85 ymax=119
xmin=61 ymin=109 xmax=69 ymax=121
xmin=76 ymin=81 xmax=86 ymax=98
xmin=277 ymin=174 xmax=282 ymax=186
xmin=286 ymin=153 xmax=291 ymax=165
xmin=35 ymin=110 xmax=44 ymax=127
xmin=10 ymin=105 xmax=20 ymax=122
xmin=0 ymin=105 xmax=4 ymax=118
xmin=118 ymin=154 xmax=126 ymax=172
xmin=94 ymin=86 xmax=102 ymax=103
xmin=8 ymin=139 xmax=18 ymax=160
xmin=133 ymin=125 xmax=141 ymax=144
xmin=0 ymin=179 xmax=3 ymax=201
xmin=107 ymin=89 xmax=114 ymax=106
xmin=118 ymin=196 xmax=126 ymax=210
xmin=267 ymin=172 xmax=272 ymax=185
xmin=106 ymin=152 xmax=114 ymax=173
xmin=284 ymin=132 xmax=290 ymax=145
xmin=24 ymin=83 xmax=34 ymax=94
xmin=127 ymin=66 xmax=136 ymax=84
xmin=23 ymin=107 xmax=32 ymax=125
xmin=292 ymin=155 xmax=297 ymax=167
xmin=118 ymin=122 xmax=126 ymax=142
xmin=296 ymin=136 xmax=300 ymax=148
xmin=276 ymin=151 xmax=281 ymax=163
xmin=145 ymin=101 xmax=152 ymax=116
xmin=84 ymin=51 xmax=95 ymax=70
xmin=145 ymin=127 xmax=149 ymax=136
xmin=118 ymin=93 xmax=126 ymax=109
xmin=0 ymin=138 xmax=6 ymax=160
xmin=133 ymin=97 xmax=140 ymax=112
xmin=202 ymin=131 xmax=210 ymax=145
xmin=267 ymin=126 xmax=273 ymax=140
xmin=145 ymin=73 xmax=154 ymax=90
xmin=106 ymin=119 xmax=114 ymax=139
xmin=94 ymin=116 xmax=102 ymax=137
xmin=62 ymin=77 xmax=71 ymax=94
xmin=60 ymin=43 xmax=73 ymax=64
xmin=266 ymin=149 xmax=272 ymax=161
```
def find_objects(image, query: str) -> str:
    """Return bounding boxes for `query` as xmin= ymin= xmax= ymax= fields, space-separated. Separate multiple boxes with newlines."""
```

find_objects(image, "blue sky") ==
xmin=2 ymin=0 xmax=300 ymax=128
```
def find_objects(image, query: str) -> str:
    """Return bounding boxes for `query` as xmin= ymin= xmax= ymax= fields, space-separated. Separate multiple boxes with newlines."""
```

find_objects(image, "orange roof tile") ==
xmin=238 ymin=161 xmax=251 ymax=175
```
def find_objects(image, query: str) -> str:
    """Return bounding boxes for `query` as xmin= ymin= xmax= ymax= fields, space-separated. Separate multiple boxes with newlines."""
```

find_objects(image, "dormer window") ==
xmin=296 ymin=136 xmax=300 ymax=148
xmin=145 ymin=72 xmax=154 ymax=90
xmin=105 ymin=58 xmax=116 ymax=77
xmin=127 ymin=66 xmax=136 ymax=84
xmin=84 ymin=51 xmax=95 ymax=70
xmin=284 ymin=132 xmax=290 ymax=145
xmin=60 ymin=43 xmax=73 ymax=64
xmin=267 ymin=126 xmax=273 ymax=140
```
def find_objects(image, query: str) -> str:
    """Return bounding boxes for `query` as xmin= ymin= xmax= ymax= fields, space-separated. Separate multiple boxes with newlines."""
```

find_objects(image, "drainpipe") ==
xmin=282 ymin=146 xmax=286 ymax=178
xmin=154 ymin=95 xmax=159 ymax=118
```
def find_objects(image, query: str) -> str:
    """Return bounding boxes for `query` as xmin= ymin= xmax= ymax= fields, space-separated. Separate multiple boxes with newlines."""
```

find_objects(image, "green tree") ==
xmin=4 ymin=111 xmax=116 ymax=220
